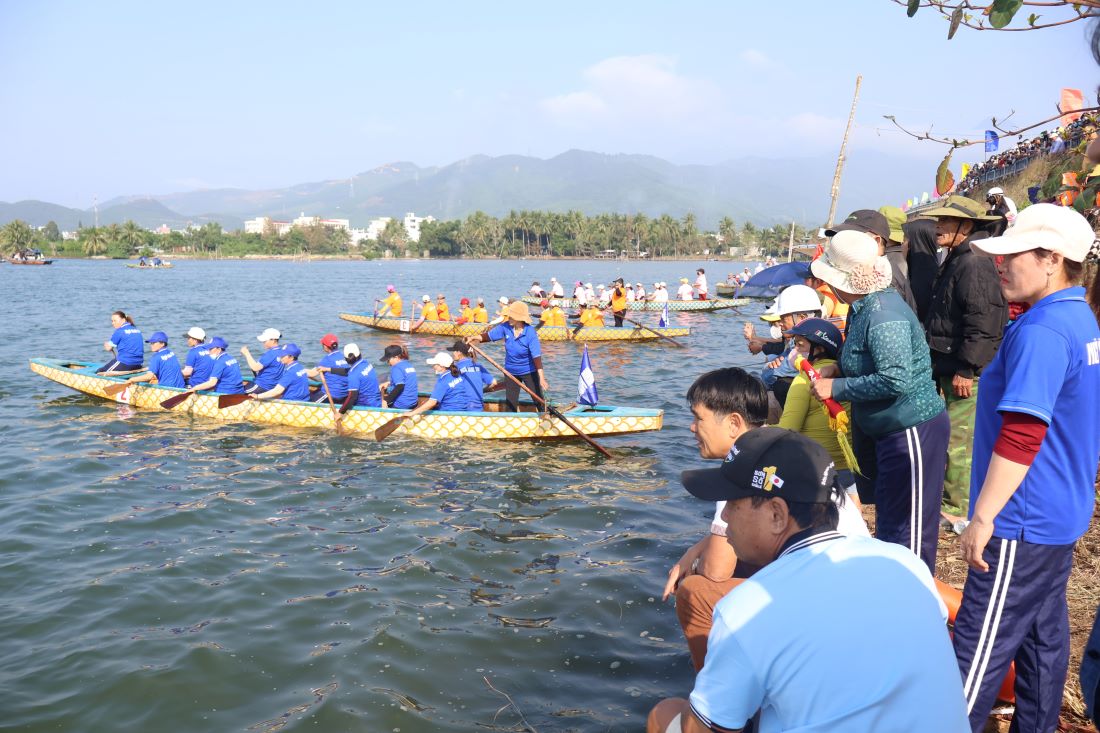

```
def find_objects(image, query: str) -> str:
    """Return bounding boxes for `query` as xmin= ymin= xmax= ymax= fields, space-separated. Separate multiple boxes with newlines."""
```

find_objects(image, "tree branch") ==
xmin=883 ymin=106 xmax=1100 ymax=151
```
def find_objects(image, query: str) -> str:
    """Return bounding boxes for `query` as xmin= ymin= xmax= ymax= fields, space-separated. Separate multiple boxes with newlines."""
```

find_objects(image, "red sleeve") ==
xmin=992 ymin=411 xmax=1049 ymax=465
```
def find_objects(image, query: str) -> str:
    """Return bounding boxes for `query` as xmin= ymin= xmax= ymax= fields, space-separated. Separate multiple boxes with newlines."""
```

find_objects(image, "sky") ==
xmin=1 ymin=0 xmax=1096 ymax=208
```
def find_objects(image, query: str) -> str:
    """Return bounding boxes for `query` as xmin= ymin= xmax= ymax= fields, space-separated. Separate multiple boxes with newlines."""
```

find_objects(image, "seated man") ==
xmin=648 ymin=428 xmax=968 ymax=733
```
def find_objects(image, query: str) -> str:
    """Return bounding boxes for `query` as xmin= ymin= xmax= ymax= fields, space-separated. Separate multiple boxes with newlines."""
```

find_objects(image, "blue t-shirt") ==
xmin=430 ymin=371 xmax=472 ymax=411
xmin=456 ymin=357 xmax=493 ymax=410
xmin=970 ymin=287 xmax=1100 ymax=544
xmin=208 ymin=353 xmax=245 ymax=394
xmin=254 ymin=346 xmax=285 ymax=390
xmin=347 ymin=360 xmax=383 ymax=407
xmin=148 ymin=349 xmax=185 ymax=389
xmin=110 ymin=325 xmax=144 ymax=365
xmin=185 ymin=344 xmax=214 ymax=387
xmin=388 ymin=359 xmax=419 ymax=409
xmin=317 ymin=352 xmax=349 ymax=399
xmin=487 ymin=323 xmax=542 ymax=376
xmin=276 ymin=362 xmax=311 ymax=401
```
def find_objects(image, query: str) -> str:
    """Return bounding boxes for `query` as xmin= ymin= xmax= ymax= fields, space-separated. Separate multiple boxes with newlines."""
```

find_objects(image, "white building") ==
xmin=365 ymin=217 xmax=392 ymax=241
xmin=403 ymin=212 xmax=435 ymax=242
xmin=245 ymin=213 xmax=349 ymax=236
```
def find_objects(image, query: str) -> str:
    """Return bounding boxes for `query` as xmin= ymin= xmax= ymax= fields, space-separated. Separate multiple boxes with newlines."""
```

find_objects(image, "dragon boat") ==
xmin=29 ymin=359 xmax=663 ymax=441
xmin=125 ymin=263 xmax=174 ymax=269
xmin=517 ymin=296 xmax=747 ymax=312
xmin=337 ymin=313 xmax=690 ymax=342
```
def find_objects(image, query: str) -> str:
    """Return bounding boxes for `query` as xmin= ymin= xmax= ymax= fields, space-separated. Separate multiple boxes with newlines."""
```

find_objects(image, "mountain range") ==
xmin=1 ymin=149 xmax=937 ymax=232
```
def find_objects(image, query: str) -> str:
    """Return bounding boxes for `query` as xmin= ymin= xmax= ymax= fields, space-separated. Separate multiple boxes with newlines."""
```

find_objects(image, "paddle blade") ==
xmin=374 ymin=416 xmax=406 ymax=442
xmin=159 ymin=390 xmax=196 ymax=409
xmin=103 ymin=382 xmax=130 ymax=396
xmin=218 ymin=393 xmax=254 ymax=409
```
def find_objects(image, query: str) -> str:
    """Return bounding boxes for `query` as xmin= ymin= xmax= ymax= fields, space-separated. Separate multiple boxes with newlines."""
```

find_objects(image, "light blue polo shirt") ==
xmin=690 ymin=533 xmax=968 ymax=732
xmin=148 ymin=349 xmax=185 ymax=389
xmin=110 ymin=325 xmax=144 ymax=365
xmin=276 ymin=362 xmax=311 ymax=401
xmin=970 ymin=287 xmax=1100 ymax=544
xmin=347 ymin=361 xmax=382 ymax=407
xmin=185 ymin=344 xmax=214 ymax=387
xmin=388 ymin=360 xmax=419 ymax=409
xmin=254 ymin=347 xmax=285 ymax=390
xmin=487 ymin=323 xmax=541 ymax=376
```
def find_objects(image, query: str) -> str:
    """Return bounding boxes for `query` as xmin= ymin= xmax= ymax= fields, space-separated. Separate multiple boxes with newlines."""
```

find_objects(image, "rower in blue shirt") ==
xmin=333 ymin=344 xmax=383 ymax=419
xmin=468 ymin=301 xmax=548 ymax=411
xmin=181 ymin=326 xmax=214 ymax=387
xmin=401 ymin=352 xmax=476 ymax=418
xmin=240 ymin=327 xmax=285 ymax=394
xmin=253 ymin=344 xmax=311 ymax=402
xmin=190 ymin=337 xmax=245 ymax=394
xmin=451 ymin=341 xmax=496 ymax=410
xmin=306 ymin=333 xmax=349 ymax=402
xmin=379 ymin=344 xmax=419 ymax=409
xmin=98 ymin=310 xmax=144 ymax=374
xmin=117 ymin=331 xmax=185 ymax=390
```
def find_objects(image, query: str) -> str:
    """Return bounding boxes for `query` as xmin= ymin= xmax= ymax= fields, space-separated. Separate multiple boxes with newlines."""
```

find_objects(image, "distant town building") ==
xmin=365 ymin=217 xmax=392 ymax=241
xmin=155 ymin=224 xmax=171 ymax=235
xmin=403 ymin=212 xmax=435 ymax=242
xmin=245 ymin=213 xmax=349 ymax=236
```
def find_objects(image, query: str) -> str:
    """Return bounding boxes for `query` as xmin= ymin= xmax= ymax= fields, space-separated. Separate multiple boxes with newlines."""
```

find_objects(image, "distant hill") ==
xmin=2 ymin=149 xmax=938 ymax=230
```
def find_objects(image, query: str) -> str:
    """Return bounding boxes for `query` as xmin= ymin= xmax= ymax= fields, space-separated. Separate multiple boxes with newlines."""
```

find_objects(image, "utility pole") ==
xmin=787 ymin=221 xmax=795 ymax=263
xmin=826 ymin=74 xmax=862 ymax=230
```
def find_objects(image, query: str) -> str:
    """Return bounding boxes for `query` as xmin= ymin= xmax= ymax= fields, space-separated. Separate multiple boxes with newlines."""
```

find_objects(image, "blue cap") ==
xmin=783 ymin=318 xmax=842 ymax=357
xmin=281 ymin=343 xmax=301 ymax=359
xmin=209 ymin=336 xmax=228 ymax=349
xmin=146 ymin=331 xmax=168 ymax=344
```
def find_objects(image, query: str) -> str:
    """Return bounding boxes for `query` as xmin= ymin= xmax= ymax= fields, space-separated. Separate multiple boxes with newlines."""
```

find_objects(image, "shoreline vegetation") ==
xmin=0 ymin=212 xmax=813 ymax=261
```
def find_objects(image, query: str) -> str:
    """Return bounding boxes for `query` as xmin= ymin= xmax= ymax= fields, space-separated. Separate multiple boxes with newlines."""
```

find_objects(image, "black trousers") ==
xmin=505 ymin=372 xmax=542 ymax=412
xmin=613 ymin=310 xmax=625 ymax=327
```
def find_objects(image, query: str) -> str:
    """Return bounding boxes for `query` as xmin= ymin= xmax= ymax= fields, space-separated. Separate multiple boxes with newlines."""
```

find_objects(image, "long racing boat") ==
xmin=518 ymin=296 xmax=747 ymax=312
xmin=338 ymin=313 xmax=690 ymax=342
xmin=30 ymin=359 xmax=663 ymax=441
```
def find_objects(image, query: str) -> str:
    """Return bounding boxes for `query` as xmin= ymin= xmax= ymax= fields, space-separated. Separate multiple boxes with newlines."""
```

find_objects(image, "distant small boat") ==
xmin=715 ymin=282 xmax=739 ymax=298
xmin=8 ymin=248 xmax=53 ymax=265
xmin=8 ymin=258 xmax=53 ymax=265
xmin=126 ymin=262 xmax=173 ymax=269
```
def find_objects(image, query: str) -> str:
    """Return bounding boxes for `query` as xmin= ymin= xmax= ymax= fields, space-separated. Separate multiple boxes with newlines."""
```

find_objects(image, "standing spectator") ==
xmin=986 ymin=187 xmax=1017 ymax=231
xmin=809 ymin=230 xmax=949 ymax=574
xmin=920 ymin=196 xmax=1008 ymax=518
xmin=904 ymin=218 xmax=941 ymax=324
xmin=878 ymin=205 xmax=918 ymax=312
xmin=693 ymin=268 xmax=708 ymax=300
xmin=954 ymin=204 xmax=1100 ymax=733
xmin=828 ymin=208 xmax=917 ymax=313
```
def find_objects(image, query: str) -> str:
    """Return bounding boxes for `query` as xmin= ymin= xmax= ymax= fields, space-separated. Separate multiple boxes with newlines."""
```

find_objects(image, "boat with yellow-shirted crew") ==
xmin=337 ymin=312 xmax=690 ymax=342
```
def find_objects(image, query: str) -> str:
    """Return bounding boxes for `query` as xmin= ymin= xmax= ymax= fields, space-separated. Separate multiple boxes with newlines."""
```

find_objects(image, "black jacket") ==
xmin=904 ymin=218 xmax=940 ymax=324
xmin=923 ymin=237 xmax=1007 ymax=379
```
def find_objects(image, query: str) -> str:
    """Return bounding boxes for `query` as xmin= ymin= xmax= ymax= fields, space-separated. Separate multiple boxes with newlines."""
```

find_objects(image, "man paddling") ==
xmin=190 ymin=337 xmax=245 ymax=394
xmin=120 ymin=331 xmax=185 ymax=390
xmin=181 ymin=326 xmax=213 ymax=388
xmin=252 ymin=344 xmax=310 ymax=402
xmin=240 ymin=328 xmax=284 ymax=395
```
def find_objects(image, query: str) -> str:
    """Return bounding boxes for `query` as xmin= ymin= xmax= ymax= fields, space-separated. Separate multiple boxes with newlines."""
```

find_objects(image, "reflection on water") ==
xmin=1 ymin=259 xmax=769 ymax=732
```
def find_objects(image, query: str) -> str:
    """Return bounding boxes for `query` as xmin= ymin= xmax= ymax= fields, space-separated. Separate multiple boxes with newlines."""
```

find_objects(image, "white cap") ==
xmin=477 ymin=296 xmax=485 ymax=304
xmin=257 ymin=328 xmax=281 ymax=342
xmin=988 ymin=187 xmax=1005 ymax=196
xmin=498 ymin=296 xmax=508 ymax=304
xmin=660 ymin=282 xmax=667 ymax=287
xmin=426 ymin=352 xmax=454 ymax=368
xmin=185 ymin=326 xmax=206 ymax=341
xmin=343 ymin=343 xmax=361 ymax=358
xmin=422 ymin=294 xmax=431 ymax=302
xmin=550 ymin=277 xmax=557 ymax=282
xmin=973 ymin=203 xmax=1096 ymax=263
xmin=585 ymin=282 xmax=593 ymax=288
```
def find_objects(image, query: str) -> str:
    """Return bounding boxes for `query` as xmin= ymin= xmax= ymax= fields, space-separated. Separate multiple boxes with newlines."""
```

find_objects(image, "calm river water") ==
xmin=0 ymin=259 xmax=767 ymax=732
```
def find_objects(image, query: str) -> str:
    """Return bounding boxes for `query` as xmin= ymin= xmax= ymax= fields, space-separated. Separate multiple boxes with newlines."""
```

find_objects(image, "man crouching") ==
xmin=648 ymin=427 xmax=967 ymax=733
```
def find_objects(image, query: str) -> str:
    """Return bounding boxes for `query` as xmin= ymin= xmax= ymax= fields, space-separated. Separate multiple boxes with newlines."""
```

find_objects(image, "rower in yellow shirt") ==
xmin=411 ymin=294 xmax=438 ymax=331
xmin=472 ymin=298 xmax=488 ymax=323
xmin=378 ymin=285 xmax=403 ymax=318
xmin=457 ymin=297 xmax=475 ymax=324
xmin=435 ymin=293 xmax=451 ymax=321
xmin=539 ymin=299 xmax=567 ymax=327
xmin=579 ymin=303 xmax=605 ymax=327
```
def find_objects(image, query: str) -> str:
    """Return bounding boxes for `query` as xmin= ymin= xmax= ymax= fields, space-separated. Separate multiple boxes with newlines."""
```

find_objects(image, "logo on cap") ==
xmin=752 ymin=465 xmax=783 ymax=491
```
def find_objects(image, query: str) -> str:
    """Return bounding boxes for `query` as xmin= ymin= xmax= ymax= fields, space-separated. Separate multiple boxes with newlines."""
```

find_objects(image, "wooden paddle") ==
xmin=466 ymin=343 xmax=613 ymax=459
xmin=218 ymin=393 xmax=255 ymax=409
xmin=374 ymin=414 xmax=412 ymax=442
xmin=318 ymin=372 xmax=343 ymax=435
xmin=598 ymin=305 xmax=684 ymax=348
xmin=103 ymin=381 xmax=131 ymax=396
xmin=160 ymin=390 xmax=196 ymax=409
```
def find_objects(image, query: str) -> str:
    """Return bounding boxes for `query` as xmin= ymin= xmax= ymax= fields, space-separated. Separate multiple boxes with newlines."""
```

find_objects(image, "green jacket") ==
xmin=833 ymin=289 xmax=944 ymax=437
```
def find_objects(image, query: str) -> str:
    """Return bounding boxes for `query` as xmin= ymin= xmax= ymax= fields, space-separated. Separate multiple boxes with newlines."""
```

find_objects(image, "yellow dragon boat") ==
xmin=338 ymin=313 xmax=690 ymax=342
xmin=518 ymin=296 xmax=748 ymax=312
xmin=30 ymin=359 xmax=663 ymax=441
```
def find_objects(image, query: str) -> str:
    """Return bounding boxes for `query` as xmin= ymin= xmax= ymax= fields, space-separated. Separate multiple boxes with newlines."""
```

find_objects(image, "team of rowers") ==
xmin=95 ymin=300 xmax=554 ymax=417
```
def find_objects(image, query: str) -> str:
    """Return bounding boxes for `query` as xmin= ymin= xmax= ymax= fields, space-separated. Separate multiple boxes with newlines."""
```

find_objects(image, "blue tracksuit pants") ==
xmin=872 ymin=410 xmax=949 ymax=574
xmin=953 ymin=537 xmax=1075 ymax=733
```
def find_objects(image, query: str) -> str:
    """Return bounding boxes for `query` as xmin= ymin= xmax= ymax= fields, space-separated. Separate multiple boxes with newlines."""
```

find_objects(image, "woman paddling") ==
xmin=401 ymin=352 xmax=479 ymax=417
xmin=98 ymin=310 xmax=144 ymax=374
xmin=468 ymin=301 xmax=548 ymax=412
xmin=451 ymin=341 xmax=496 ymax=410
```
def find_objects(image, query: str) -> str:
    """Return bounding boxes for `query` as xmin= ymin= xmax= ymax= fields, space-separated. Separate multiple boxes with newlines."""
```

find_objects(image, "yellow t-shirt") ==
xmin=472 ymin=306 xmax=488 ymax=323
xmin=382 ymin=293 xmax=403 ymax=317
xmin=541 ymin=308 xmax=566 ymax=327
xmin=421 ymin=302 xmax=438 ymax=321
xmin=436 ymin=303 xmax=451 ymax=321
xmin=580 ymin=308 xmax=604 ymax=327
xmin=460 ymin=307 xmax=475 ymax=322
xmin=776 ymin=357 xmax=850 ymax=469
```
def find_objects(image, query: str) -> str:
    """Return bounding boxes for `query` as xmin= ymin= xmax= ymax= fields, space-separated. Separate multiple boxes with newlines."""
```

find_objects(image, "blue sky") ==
xmin=1 ymin=0 xmax=1096 ymax=208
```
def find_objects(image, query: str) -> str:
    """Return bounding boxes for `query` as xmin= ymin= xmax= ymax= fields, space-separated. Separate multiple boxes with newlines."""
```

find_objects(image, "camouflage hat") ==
xmin=878 ymin=206 xmax=906 ymax=244
xmin=920 ymin=195 xmax=1001 ymax=222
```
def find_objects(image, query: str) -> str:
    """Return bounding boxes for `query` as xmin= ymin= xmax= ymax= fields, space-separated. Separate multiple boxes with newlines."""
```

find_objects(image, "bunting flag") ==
xmin=1061 ymin=88 xmax=1085 ymax=127
xmin=658 ymin=303 xmax=670 ymax=328
xmin=961 ymin=162 xmax=971 ymax=179
xmin=985 ymin=130 xmax=1000 ymax=153
xmin=578 ymin=344 xmax=598 ymax=406
xmin=920 ymin=192 xmax=930 ymax=204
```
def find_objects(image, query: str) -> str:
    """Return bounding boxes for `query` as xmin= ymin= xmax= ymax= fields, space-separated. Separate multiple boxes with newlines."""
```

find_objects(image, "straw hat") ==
xmin=810 ymin=230 xmax=893 ymax=295
xmin=505 ymin=301 xmax=532 ymax=324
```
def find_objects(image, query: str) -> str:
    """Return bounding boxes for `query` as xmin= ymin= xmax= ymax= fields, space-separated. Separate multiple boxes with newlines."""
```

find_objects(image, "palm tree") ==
xmin=0 ymin=220 xmax=35 ymax=255
xmin=119 ymin=220 xmax=146 ymax=255
xmin=81 ymin=227 xmax=108 ymax=256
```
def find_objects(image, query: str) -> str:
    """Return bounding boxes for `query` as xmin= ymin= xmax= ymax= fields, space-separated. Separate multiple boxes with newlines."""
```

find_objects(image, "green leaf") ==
xmin=936 ymin=152 xmax=955 ymax=196
xmin=907 ymin=0 xmax=920 ymax=17
xmin=989 ymin=0 xmax=1023 ymax=29
xmin=948 ymin=6 xmax=964 ymax=38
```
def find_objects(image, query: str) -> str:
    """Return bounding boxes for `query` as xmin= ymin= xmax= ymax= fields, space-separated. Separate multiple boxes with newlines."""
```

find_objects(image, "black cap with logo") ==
xmin=824 ymin=209 xmax=891 ymax=241
xmin=681 ymin=427 xmax=837 ymax=504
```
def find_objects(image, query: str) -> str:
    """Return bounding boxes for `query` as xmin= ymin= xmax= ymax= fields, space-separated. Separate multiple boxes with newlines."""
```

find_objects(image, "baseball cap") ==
xmin=320 ymin=333 xmax=339 ymax=348
xmin=460 ymin=297 xmax=470 ymax=305
xmin=760 ymin=298 xmax=780 ymax=322
xmin=681 ymin=427 xmax=837 ymax=504
xmin=145 ymin=331 xmax=168 ymax=344
xmin=380 ymin=344 xmax=405 ymax=362
xmin=476 ymin=297 xmax=485 ymax=304
xmin=343 ymin=343 xmax=361 ymax=358
xmin=426 ymin=352 xmax=454 ymax=368
xmin=437 ymin=293 xmax=446 ymax=299
xmin=257 ymin=328 xmax=281 ymax=342
xmin=498 ymin=296 xmax=509 ymax=305
xmin=281 ymin=343 xmax=301 ymax=359
xmin=386 ymin=284 xmax=396 ymax=292
xmin=184 ymin=326 xmax=206 ymax=341
xmin=972 ymin=203 xmax=1096 ymax=263
xmin=988 ymin=187 xmax=1005 ymax=196
xmin=422 ymin=294 xmax=431 ymax=302
xmin=209 ymin=336 xmax=228 ymax=350
xmin=450 ymin=341 xmax=472 ymax=355
xmin=540 ymin=298 xmax=549 ymax=308
xmin=784 ymin=318 xmax=842 ymax=358
xmin=825 ymin=209 xmax=891 ymax=241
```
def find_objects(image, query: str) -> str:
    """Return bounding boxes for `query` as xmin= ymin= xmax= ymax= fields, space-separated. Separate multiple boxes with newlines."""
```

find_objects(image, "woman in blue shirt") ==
xmin=117 ymin=331 xmax=185 ymax=389
xmin=403 ymin=352 xmax=476 ymax=417
xmin=951 ymin=204 xmax=1100 ymax=732
xmin=331 ymin=344 xmax=383 ymax=422
xmin=451 ymin=341 xmax=496 ymax=410
xmin=469 ymin=301 xmax=549 ymax=411
xmin=98 ymin=310 xmax=144 ymax=373
xmin=253 ymin=344 xmax=311 ymax=402
xmin=190 ymin=337 xmax=245 ymax=394
xmin=378 ymin=344 xmax=419 ymax=409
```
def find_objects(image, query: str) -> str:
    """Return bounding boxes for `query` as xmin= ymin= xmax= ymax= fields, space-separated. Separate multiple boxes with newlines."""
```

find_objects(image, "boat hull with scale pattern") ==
xmin=30 ymin=359 xmax=663 ymax=441
xmin=337 ymin=313 xmax=690 ymax=342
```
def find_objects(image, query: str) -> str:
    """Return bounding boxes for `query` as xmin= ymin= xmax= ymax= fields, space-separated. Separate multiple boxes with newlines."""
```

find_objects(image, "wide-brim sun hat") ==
xmin=505 ymin=301 xmax=532 ymax=324
xmin=920 ymin=195 xmax=1002 ymax=222
xmin=811 ymin=230 xmax=894 ymax=295
xmin=971 ymin=203 xmax=1097 ymax=262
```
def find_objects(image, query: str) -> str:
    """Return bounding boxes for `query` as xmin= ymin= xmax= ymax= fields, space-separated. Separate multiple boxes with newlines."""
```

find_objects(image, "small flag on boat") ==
xmin=658 ymin=303 xmax=669 ymax=328
xmin=578 ymin=344 xmax=598 ymax=406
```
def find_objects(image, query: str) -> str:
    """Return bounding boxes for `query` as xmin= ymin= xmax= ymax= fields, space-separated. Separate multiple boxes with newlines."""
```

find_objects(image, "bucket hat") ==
xmin=920 ymin=195 xmax=1001 ymax=222
xmin=811 ymin=230 xmax=893 ymax=295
